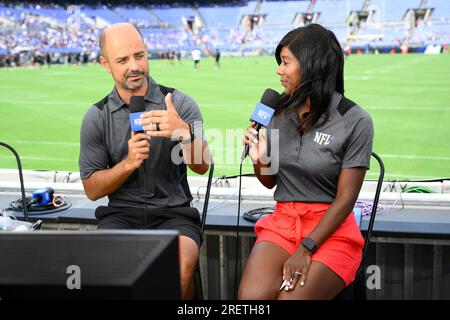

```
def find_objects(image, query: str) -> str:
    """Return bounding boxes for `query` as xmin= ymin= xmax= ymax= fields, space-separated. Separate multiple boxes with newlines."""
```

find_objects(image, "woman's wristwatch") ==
xmin=301 ymin=237 xmax=318 ymax=253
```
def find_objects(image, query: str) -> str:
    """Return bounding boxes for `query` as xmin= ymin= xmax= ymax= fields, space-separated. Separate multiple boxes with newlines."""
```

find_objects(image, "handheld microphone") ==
xmin=129 ymin=96 xmax=150 ymax=215
xmin=241 ymin=88 xmax=280 ymax=160
xmin=129 ymin=96 xmax=146 ymax=133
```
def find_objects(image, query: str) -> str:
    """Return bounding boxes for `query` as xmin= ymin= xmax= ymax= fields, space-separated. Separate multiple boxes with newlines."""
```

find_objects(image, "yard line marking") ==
xmin=201 ymin=104 xmax=450 ymax=111
xmin=0 ymin=155 xmax=76 ymax=162
xmin=211 ymin=147 xmax=450 ymax=161
xmin=0 ymin=100 xmax=87 ymax=106
xmin=4 ymin=142 xmax=449 ymax=162
xmin=365 ymin=106 xmax=450 ymax=111
xmin=379 ymin=154 xmax=450 ymax=161
xmin=212 ymin=165 xmax=438 ymax=179
xmin=365 ymin=172 xmax=437 ymax=179
xmin=5 ymin=140 xmax=79 ymax=146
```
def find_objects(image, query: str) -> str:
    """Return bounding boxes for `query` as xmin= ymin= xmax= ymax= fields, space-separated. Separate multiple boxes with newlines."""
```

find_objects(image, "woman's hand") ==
xmin=282 ymin=245 xmax=312 ymax=291
xmin=243 ymin=122 xmax=269 ymax=164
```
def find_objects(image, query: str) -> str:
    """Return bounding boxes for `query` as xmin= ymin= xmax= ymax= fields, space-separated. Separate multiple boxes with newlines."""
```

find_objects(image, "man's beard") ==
xmin=119 ymin=70 xmax=148 ymax=90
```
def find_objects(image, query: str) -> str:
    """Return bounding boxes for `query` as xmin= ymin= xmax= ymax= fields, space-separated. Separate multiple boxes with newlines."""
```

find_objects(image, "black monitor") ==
xmin=0 ymin=230 xmax=180 ymax=300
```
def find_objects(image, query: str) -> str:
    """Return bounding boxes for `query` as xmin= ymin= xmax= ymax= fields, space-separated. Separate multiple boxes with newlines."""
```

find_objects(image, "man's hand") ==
xmin=141 ymin=93 xmax=190 ymax=141
xmin=125 ymin=132 xmax=150 ymax=171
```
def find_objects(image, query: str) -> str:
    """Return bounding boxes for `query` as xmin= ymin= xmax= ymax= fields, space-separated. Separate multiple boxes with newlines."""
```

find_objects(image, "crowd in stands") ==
xmin=0 ymin=0 xmax=449 ymax=68
xmin=0 ymin=2 xmax=99 ymax=67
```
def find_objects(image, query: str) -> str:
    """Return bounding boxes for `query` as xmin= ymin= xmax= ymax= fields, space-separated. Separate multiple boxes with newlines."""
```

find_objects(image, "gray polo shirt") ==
xmin=267 ymin=91 xmax=373 ymax=203
xmin=79 ymin=77 xmax=205 ymax=209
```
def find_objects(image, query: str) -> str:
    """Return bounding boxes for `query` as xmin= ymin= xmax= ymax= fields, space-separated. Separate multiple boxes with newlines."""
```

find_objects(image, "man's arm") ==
xmin=82 ymin=160 xmax=134 ymax=201
xmin=180 ymin=133 xmax=210 ymax=175
xmin=82 ymin=133 xmax=150 ymax=200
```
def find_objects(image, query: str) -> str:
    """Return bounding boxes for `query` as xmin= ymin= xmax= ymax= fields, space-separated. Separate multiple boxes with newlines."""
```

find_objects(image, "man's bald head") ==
xmin=99 ymin=23 xmax=144 ymax=58
xmin=98 ymin=22 xmax=149 ymax=93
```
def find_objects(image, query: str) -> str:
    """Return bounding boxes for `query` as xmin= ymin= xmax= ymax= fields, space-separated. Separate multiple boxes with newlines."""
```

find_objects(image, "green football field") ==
xmin=0 ymin=54 xmax=449 ymax=180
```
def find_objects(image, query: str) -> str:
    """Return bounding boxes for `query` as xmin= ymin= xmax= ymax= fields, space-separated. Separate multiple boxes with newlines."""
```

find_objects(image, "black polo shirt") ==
xmin=79 ymin=77 xmax=205 ymax=208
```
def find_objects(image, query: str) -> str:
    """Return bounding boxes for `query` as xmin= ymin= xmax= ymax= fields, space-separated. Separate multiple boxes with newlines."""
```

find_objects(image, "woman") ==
xmin=239 ymin=24 xmax=374 ymax=300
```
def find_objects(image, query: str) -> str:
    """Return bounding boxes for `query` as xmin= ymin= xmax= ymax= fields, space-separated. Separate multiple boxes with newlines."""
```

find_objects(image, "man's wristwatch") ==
xmin=301 ymin=237 xmax=318 ymax=253
xmin=180 ymin=123 xmax=195 ymax=145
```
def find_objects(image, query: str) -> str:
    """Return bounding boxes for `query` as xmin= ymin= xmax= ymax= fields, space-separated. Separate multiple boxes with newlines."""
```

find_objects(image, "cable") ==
xmin=194 ymin=186 xmax=247 ymax=212
xmin=217 ymin=173 xmax=255 ymax=180
xmin=238 ymin=184 xmax=437 ymax=226
xmin=354 ymin=200 xmax=386 ymax=216
xmin=368 ymin=183 xmax=439 ymax=215
xmin=243 ymin=207 xmax=274 ymax=222
xmin=193 ymin=175 xmax=246 ymax=202
xmin=233 ymin=158 xmax=244 ymax=299
xmin=214 ymin=175 xmax=230 ymax=188
xmin=0 ymin=142 xmax=28 ymax=221
xmin=6 ymin=196 xmax=72 ymax=215
xmin=143 ymin=164 xmax=147 ymax=225
xmin=402 ymin=185 xmax=437 ymax=193
xmin=192 ymin=173 xmax=258 ymax=212
xmin=52 ymin=194 xmax=65 ymax=207
xmin=207 ymin=187 xmax=247 ymax=212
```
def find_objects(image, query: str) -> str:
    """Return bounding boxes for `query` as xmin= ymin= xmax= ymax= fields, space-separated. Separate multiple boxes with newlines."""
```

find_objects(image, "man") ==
xmin=191 ymin=48 xmax=201 ymax=70
xmin=214 ymin=48 xmax=221 ymax=69
xmin=79 ymin=23 xmax=210 ymax=299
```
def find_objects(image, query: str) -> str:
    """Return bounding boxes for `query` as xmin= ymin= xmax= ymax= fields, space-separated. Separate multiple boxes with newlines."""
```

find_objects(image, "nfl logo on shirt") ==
xmin=314 ymin=132 xmax=333 ymax=145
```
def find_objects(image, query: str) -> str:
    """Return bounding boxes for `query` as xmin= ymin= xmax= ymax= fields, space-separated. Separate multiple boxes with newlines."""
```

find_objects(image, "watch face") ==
xmin=302 ymin=238 xmax=317 ymax=252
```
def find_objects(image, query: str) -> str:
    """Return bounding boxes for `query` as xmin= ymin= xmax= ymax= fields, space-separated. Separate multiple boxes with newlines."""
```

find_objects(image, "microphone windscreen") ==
xmin=129 ymin=96 xmax=145 ymax=113
xmin=260 ymin=88 xmax=280 ymax=109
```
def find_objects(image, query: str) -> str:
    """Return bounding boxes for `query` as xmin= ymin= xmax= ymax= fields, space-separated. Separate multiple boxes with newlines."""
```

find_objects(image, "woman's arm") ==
xmin=253 ymin=161 xmax=276 ymax=189
xmin=306 ymin=167 xmax=367 ymax=247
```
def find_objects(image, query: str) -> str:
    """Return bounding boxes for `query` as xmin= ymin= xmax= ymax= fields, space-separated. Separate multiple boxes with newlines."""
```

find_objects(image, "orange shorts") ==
xmin=254 ymin=202 xmax=364 ymax=286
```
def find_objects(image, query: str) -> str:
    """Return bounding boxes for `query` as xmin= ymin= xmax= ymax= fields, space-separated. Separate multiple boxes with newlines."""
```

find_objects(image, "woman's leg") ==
xmin=238 ymin=241 xmax=290 ymax=300
xmin=277 ymin=261 xmax=346 ymax=300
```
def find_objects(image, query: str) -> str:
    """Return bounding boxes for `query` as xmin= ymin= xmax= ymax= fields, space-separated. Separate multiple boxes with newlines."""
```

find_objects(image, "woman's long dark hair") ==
xmin=275 ymin=24 xmax=344 ymax=135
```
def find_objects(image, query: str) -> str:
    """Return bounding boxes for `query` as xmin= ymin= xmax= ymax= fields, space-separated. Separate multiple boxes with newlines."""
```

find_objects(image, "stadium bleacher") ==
xmin=82 ymin=6 xmax=124 ymax=25
xmin=315 ymin=0 xmax=348 ymax=24
xmin=198 ymin=6 xmax=242 ymax=27
xmin=0 ymin=3 xmax=449 ymax=301
xmin=424 ymin=0 xmax=450 ymax=21
xmin=368 ymin=0 xmax=420 ymax=21
xmin=114 ymin=6 xmax=160 ymax=28
xmin=260 ymin=1 xmax=307 ymax=26
xmin=152 ymin=7 xmax=194 ymax=26
xmin=0 ymin=0 xmax=448 ymax=68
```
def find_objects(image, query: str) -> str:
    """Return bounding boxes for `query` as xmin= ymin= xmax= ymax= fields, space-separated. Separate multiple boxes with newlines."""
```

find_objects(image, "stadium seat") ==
xmin=334 ymin=152 xmax=385 ymax=300
xmin=193 ymin=155 xmax=214 ymax=300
